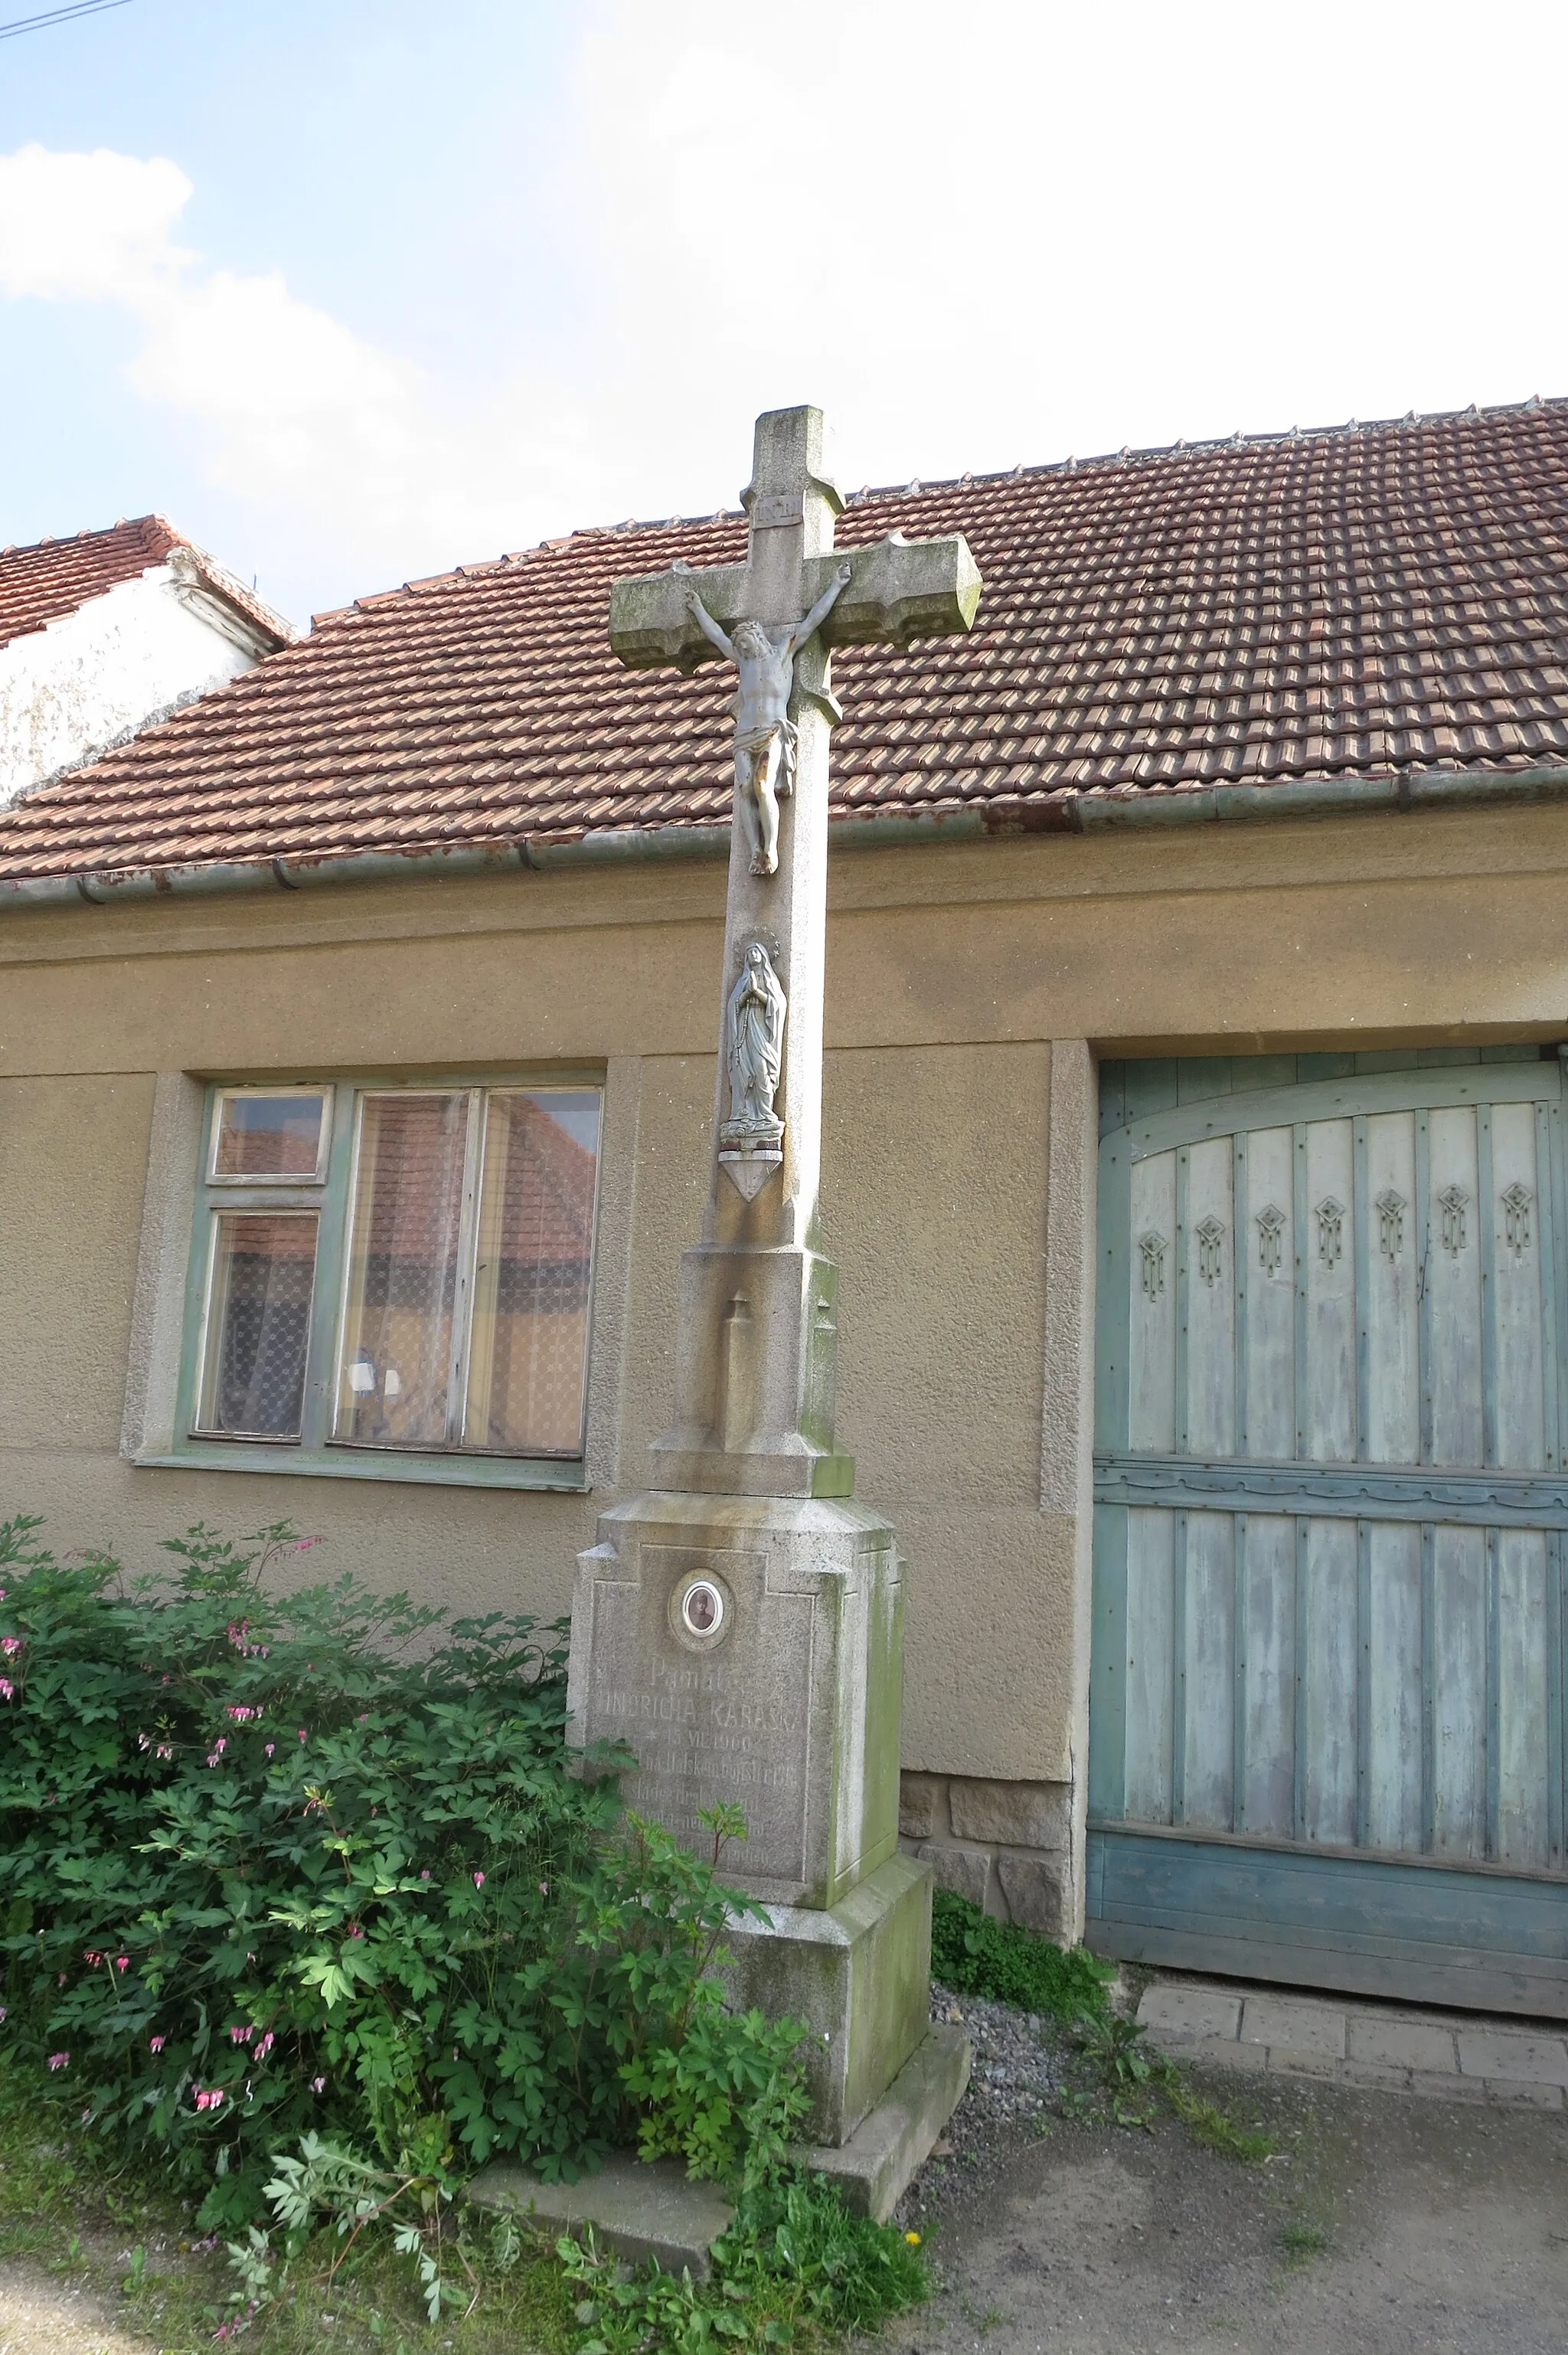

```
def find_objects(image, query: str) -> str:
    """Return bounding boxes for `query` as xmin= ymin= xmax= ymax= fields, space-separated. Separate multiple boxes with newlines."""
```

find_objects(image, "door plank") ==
xmin=1244 ymin=1125 xmax=1294 ymax=1460
xmin=1497 ymin=1529 xmax=1550 ymax=1867
xmin=1491 ymin=1100 xmax=1547 ymax=1470
xmin=1181 ymin=1509 xmax=1236 ymax=1830
xmin=1305 ymin=1516 xmax=1358 ymax=1844
xmin=1427 ymin=1107 xmax=1483 ymax=1467
xmin=1129 ymin=1150 xmax=1177 ymax=1452
xmin=1433 ymin=1524 xmax=1488 ymax=1858
xmin=1243 ymin=1513 xmax=1295 ymax=1837
xmin=1365 ymin=1112 xmax=1419 ymax=1464
xmin=1367 ymin=1521 xmax=1423 ymax=1853
xmin=1125 ymin=1506 xmax=1174 ymax=1823
xmin=1305 ymin=1119 xmax=1356 ymax=1462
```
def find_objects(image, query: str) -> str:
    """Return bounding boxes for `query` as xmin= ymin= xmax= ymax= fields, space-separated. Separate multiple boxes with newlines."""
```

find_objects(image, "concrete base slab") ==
xmin=796 ymin=2021 xmax=972 ymax=2223
xmin=465 ymin=2151 xmax=735 ymax=2281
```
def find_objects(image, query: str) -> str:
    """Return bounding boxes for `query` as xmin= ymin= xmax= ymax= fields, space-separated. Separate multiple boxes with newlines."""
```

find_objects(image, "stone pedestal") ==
xmin=568 ymin=1490 xmax=903 ymax=1911
xmin=720 ymin=1852 xmax=932 ymax=2144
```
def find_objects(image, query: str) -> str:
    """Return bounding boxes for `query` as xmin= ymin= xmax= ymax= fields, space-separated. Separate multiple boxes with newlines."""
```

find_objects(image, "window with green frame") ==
xmin=175 ymin=1078 xmax=603 ymax=1487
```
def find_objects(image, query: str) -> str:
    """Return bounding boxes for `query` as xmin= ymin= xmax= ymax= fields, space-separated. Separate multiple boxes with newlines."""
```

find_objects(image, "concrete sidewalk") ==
xmin=1138 ymin=1974 xmax=1568 ymax=2105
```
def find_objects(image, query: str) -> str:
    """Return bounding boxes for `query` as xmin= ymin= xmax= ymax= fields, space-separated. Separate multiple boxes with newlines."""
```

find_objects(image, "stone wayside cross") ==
xmin=609 ymin=406 xmax=981 ymax=1500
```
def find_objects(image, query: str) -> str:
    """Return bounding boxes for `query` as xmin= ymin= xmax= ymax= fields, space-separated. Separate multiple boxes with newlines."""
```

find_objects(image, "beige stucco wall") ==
xmin=3 ymin=797 xmax=1568 ymax=1807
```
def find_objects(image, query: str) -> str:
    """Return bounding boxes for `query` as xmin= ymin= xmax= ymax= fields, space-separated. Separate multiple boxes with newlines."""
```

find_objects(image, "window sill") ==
xmin=133 ymin=1443 xmax=590 ymax=1493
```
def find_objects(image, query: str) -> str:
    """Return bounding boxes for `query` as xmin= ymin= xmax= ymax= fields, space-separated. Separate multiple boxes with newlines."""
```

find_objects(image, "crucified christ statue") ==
xmin=677 ymin=559 xmax=853 ymax=877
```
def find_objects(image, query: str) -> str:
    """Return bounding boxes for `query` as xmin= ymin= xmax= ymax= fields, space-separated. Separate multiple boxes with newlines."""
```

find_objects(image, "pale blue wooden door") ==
xmin=1088 ymin=1052 xmax=1568 ymax=2014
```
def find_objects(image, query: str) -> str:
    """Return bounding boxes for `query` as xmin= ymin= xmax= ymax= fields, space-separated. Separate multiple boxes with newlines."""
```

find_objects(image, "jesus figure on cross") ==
xmin=677 ymin=558 xmax=853 ymax=876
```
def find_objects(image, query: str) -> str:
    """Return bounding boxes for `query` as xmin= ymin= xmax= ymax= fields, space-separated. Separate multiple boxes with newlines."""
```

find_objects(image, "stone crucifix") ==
xmin=609 ymin=407 xmax=981 ymax=1497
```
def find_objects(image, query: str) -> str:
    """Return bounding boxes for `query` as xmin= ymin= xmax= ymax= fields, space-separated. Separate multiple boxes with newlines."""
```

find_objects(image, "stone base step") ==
xmin=465 ymin=2150 xmax=735 ymax=2281
xmin=797 ymin=2021 xmax=972 ymax=2221
xmin=464 ymin=2022 xmax=973 ymax=2270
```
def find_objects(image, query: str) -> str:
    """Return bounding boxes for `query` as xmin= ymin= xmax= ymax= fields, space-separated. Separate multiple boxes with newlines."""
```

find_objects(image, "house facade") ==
xmin=1 ymin=402 xmax=1566 ymax=2016
xmin=0 ymin=516 xmax=292 ymax=805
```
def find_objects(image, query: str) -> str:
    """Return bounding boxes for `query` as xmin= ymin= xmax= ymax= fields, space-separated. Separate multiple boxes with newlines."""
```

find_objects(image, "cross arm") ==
xmin=607 ymin=531 xmax=982 ymax=673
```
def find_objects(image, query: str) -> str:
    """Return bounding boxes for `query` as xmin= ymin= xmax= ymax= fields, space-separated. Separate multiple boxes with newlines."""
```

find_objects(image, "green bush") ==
xmin=929 ymin=1888 xmax=1111 ymax=2020
xmin=0 ymin=1516 xmax=805 ymax=2232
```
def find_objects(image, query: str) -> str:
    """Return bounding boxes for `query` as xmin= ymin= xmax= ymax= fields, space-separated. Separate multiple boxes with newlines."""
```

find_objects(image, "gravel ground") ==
xmin=897 ymin=1984 xmax=1074 ymax=2232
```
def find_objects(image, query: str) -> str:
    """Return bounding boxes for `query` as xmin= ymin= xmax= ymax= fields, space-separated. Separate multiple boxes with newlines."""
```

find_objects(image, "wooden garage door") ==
xmin=1087 ymin=1051 xmax=1568 ymax=2015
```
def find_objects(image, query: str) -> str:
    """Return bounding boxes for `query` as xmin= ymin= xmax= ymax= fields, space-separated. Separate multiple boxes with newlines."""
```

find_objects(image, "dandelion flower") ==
xmin=905 ymin=2230 xmax=921 ymax=2246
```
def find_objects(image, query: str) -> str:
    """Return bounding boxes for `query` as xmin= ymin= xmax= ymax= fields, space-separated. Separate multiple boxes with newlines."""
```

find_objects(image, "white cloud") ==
xmin=0 ymin=144 xmax=193 ymax=303
xmin=4 ymin=0 xmax=1568 ymax=606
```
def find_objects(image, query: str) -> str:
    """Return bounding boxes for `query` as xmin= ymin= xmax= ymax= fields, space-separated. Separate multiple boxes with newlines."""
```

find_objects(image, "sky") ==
xmin=1 ymin=0 xmax=1566 ymax=629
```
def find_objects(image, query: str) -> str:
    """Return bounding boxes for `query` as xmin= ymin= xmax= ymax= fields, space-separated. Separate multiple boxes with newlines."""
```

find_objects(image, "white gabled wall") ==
xmin=0 ymin=564 xmax=268 ymax=805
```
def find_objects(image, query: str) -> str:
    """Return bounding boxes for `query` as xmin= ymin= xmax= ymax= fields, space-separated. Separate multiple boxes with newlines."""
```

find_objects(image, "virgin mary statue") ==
xmin=722 ymin=940 xmax=786 ymax=1143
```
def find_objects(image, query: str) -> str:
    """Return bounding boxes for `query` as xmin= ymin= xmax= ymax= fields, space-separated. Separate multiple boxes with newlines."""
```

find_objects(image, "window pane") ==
xmin=198 ymin=1212 xmax=318 ymax=1438
xmin=466 ymin=1090 xmax=600 ymax=1454
xmin=337 ymin=1092 xmax=471 ymax=1447
xmin=214 ymin=1091 xmax=326 ymax=1180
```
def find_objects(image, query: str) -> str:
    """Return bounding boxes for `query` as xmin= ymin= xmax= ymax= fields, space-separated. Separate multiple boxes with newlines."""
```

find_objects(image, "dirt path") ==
xmin=0 ymin=2265 xmax=154 ymax=2355
xmin=893 ymin=2073 xmax=1568 ymax=2354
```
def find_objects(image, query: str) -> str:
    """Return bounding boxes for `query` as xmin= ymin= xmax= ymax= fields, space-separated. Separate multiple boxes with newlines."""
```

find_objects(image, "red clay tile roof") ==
xmin=5 ymin=399 xmax=1568 ymax=881
xmin=0 ymin=516 xmax=291 ymax=661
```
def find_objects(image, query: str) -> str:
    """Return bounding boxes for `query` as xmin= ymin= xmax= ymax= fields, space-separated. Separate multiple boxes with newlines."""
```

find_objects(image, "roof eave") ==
xmin=0 ymin=763 xmax=1563 ymax=912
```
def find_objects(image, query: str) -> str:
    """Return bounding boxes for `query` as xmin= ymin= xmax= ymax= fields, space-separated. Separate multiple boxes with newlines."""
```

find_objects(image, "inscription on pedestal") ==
xmin=590 ymin=1542 xmax=812 ymax=1885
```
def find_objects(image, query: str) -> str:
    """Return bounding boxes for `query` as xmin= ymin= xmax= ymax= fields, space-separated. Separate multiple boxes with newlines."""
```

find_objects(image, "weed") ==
xmin=1279 ymin=2219 xmax=1330 ymax=2262
xmin=1063 ymin=2010 xmax=1275 ymax=2160
xmin=930 ymin=1892 xmax=1113 ymax=2020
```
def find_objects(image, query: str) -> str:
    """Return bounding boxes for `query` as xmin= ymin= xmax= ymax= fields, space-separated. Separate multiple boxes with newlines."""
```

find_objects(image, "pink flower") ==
xmin=311 ymin=2075 xmax=326 ymax=2093
xmin=149 ymin=2035 xmax=165 ymax=2052
xmin=347 ymin=1924 xmax=364 ymax=1940
xmin=256 ymin=2032 xmax=274 ymax=2060
xmin=137 ymin=1734 xmax=150 ymax=1752
xmin=156 ymin=1744 xmax=172 ymax=1760
xmin=0 ymin=1680 xmax=13 ymax=1703
xmin=264 ymin=1743 xmax=275 ymax=1758
xmin=0 ymin=2005 xmax=8 ymax=2023
xmin=472 ymin=1871 xmax=485 ymax=1889
xmin=297 ymin=1729 xmax=307 ymax=1742
xmin=229 ymin=2024 xmax=253 ymax=2043
xmin=0 ymin=1636 xmax=20 ymax=1656
xmin=226 ymin=1705 xmax=255 ymax=1722
xmin=206 ymin=1752 xmax=223 ymax=1768
xmin=83 ymin=1950 xmax=101 ymax=1965
xmin=47 ymin=2052 xmax=68 ymax=2070
xmin=420 ymin=1869 xmax=430 ymax=1881
xmin=116 ymin=1955 xmax=129 ymax=1971
xmin=193 ymin=2086 xmax=226 ymax=2111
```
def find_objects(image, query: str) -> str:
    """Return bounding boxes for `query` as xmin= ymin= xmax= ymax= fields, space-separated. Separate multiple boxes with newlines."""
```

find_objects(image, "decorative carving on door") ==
xmin=1376 ymin=1188 xmax=1406 ymax=1262
xmin=1195 ymin=1216 xmax=1226 ymax=1287
xmin=1315 ymin=1195 xmax=1345 ymax=1267
xmin=1438 ymin=1184 xmax=1469 ymax=1258
xmin=1140 ymin=1230 xmax=1168 ymax=1300
xmin=1256 ymin=1202 xmax=1285 ymax=1276
xmin=1501 ymin=1181 xmax=1534 ymax=1257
